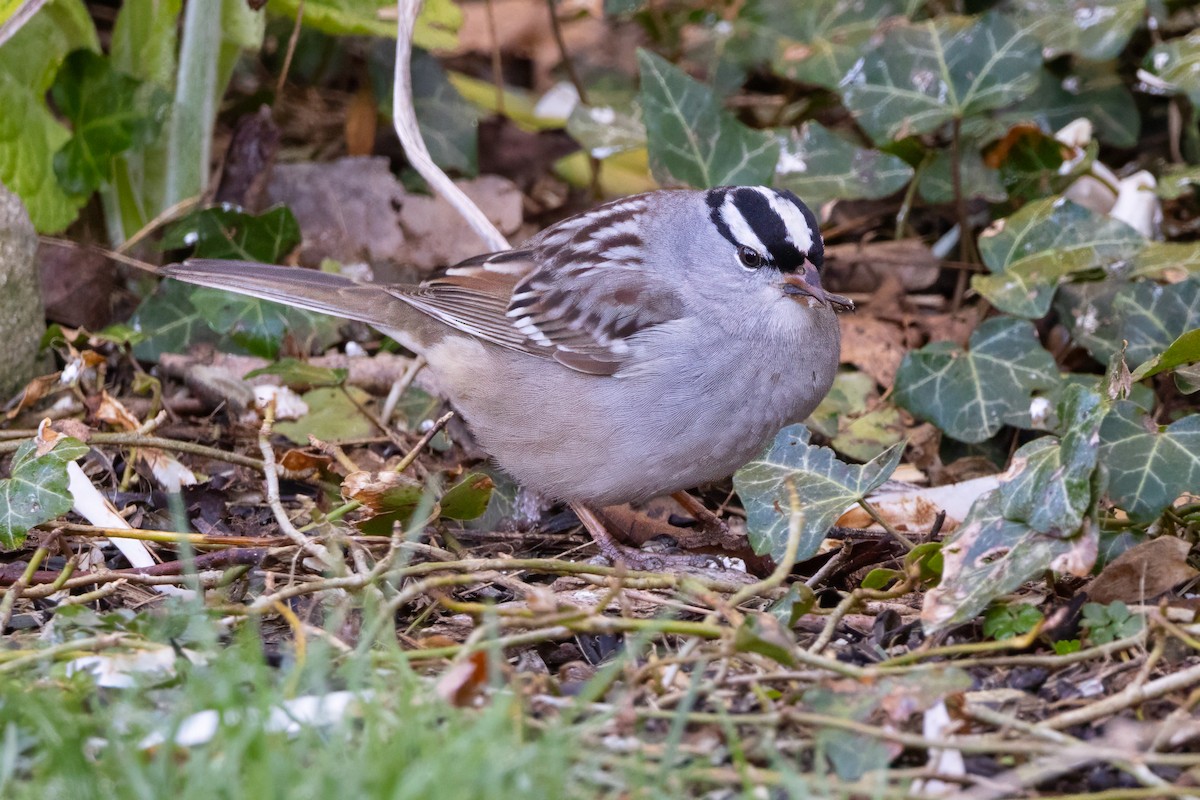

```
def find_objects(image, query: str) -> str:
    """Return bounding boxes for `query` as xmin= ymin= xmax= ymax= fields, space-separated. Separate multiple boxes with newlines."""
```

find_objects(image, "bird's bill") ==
xmin=780 ymin=266 xmax=854 ymax=311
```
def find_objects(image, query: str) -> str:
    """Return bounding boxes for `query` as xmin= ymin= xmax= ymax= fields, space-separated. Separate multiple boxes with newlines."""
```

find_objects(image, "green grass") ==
xmin=0 ymin=614 xmax=598 ymax=800
xmin=0 ymin=602 xmax=882 ymax=799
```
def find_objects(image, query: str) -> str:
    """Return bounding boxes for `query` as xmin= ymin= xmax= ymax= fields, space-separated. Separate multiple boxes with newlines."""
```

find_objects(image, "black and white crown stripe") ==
xmin=706 ymin=187 xmax=822 ymax=272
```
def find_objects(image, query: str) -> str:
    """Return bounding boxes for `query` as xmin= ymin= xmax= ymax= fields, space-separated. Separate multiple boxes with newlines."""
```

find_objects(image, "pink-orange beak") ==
xmin=781 ymin=263 xmax=854 ymax=311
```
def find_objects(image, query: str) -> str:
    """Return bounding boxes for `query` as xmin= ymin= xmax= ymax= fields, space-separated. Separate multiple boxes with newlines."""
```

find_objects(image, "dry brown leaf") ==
xmin=5 ymin=372 xmax=60 ymax=419
xmin=435 ymin=651 xmax=491 ymax=707
xmin=825 ymin=239 xmax=940 ymax=294
xmin=839 ymin=316 xmax=907 ymax=388
xmin=344 ymin=87 xmax=378 ymax=158
xmin=1086 ymin=536 xmax=1199 ymax=604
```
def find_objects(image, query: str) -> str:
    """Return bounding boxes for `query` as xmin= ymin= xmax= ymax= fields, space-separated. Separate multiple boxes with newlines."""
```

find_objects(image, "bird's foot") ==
xmin=570 ymin=502 xmax=734 ymax=575
xmin=666 ymin=491 xmax=746 ymax=551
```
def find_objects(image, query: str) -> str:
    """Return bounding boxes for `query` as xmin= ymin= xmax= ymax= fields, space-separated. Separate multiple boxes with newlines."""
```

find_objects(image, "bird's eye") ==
xmin=737 ymin=245 xmax=763 ymax=269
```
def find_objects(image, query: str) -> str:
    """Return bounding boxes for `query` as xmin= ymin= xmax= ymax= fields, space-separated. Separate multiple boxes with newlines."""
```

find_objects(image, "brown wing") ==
xmin=391 ymin=236 xmax=684 ymax=376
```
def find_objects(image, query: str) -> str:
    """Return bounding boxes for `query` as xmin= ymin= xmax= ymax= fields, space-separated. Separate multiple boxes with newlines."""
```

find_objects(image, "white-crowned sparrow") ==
xmin=164 ymin=186 xmax=849 ymax=562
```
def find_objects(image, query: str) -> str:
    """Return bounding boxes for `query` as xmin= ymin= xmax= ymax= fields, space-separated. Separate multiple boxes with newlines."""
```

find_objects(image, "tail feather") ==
xmin=161 ymin=259 xmax=421 ymax=337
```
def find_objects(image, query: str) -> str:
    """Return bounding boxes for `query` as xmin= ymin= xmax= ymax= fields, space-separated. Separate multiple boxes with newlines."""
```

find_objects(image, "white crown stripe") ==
xmin=719 ymin=194 xmax=769 ymax=254
xmin=758 ymin=188 xmax=815 ymax=253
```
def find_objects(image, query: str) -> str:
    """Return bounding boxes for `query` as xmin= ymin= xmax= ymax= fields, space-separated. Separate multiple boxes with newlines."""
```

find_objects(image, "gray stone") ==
xmin=0 ymin=183 xmax=46 ymax=399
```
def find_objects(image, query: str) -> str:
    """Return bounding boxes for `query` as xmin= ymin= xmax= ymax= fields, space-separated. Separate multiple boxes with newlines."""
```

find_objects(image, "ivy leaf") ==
xmin=162 ymin=205 xmax=301 ymax=263
xmin=191 ymin=288 xmax=340 ymax=359
xmin=411 ymin=48 xmax=478 ymax=176
xmin=129 ymin=279 xmax=221 ymax=361
xmin=894 ymin=317 xmax=1060 ymax=444
xmin=998 ymin=385 xmax=1104 ymax=535
xmin=839 ymin=12 xmax=1041 ymax=144
xmin=744 ymin=0 xmax=918 ymax=90
xmin=805 ymin=372 xmax=904 ymax=461
xmin=774 ymin=122 xmax=913 ymax=208
xmin=734 ymin=426 xmax=902 ymax=562
xmin=1144 ymin=32 xmax=1200 ymax=105
xmin=917 ymin=149 xmax=1006 ymax=204
xmin=972 ymin=198 xmax=1144 ymax=319
xmin=1129 ymin=241 xmax=1200 ymax=280
xmin=1058 ymin=277 xmax=1200 ymax=369
xmin=923 ymin=491 xmax=1096 ymax=632
xmin=1157 ymin=164 xmax=1200 ymax=201
xmin=923 ymin=387 xmax=1103 ymax=632
xmin=1099 ymin=401 xmax=1200 ymax=522
xmin=51 ymin=50 xmax=169 ymax=196
xmin=637 ymin=49 xmax=778 ymax=188
xmin=1130 ymin=328 xmax=1200 ymax=382
xmin=0 ymin=435 xmax=89 ymax=548
xmin=994 ymin=68 xmax=1139 ymax=149
xmin=1011 ymin=0 xmax=1145 ymax=61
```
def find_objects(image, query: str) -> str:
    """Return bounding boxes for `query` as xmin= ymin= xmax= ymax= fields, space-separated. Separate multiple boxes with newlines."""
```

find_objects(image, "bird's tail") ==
xmin=160 ymin=259 xmax=428 ymax=348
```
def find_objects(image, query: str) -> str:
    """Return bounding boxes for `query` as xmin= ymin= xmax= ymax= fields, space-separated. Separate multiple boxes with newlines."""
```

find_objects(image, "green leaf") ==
xmin=997 ymin=385 xmax=1105 ymax=536
xmin=242 ymin=359 xmax=348 ymax=388
xmin=1099 ymin=401 xmax=1200 ymax=522
xmin=805 ymin=372 xmax=904 ymax=461
xmin=637 ymin=49 xmax=778 ymax=188
xmin=839 ymin=12 xmax=1041 ymax=144
xmin=924 ymin=490 xmax=1094 ymax=631
xmin=993 ymin=68 xmax=1139 ymax=149
xmin=1130 ymin=328 xmax=1200 ymax=381
xmin=894 ymin=317 xmax=1060 ymax=444
xmin=411 ymin=48 xmax=478 ymax=175
xmin=733 ymin=616 xmax=796 ymax=666
xmin=917 ymin=148 xmax=1006 ymax=204
xmin=972 ymin=198 xmax=1144 ymax=319
xmin=439 ymin=473 xmax=494 ymax=521
xmin=983 ymin=603 xmax=1043 ymax=640
xmin=266 ymin=0 xmax=461 ymax=49
xmin=163 ymin=205 xmax=302 ymax=262
xmin=275 ymin=387 xmax=377 ymax=445
xmin=0 ymin=435 xmax=89 ymax=548
xmin=744 ymin=0 xmax=919 ymax=90
xmin=191 ymin=288 xmax=339 ymax=359
xmin=1144 ymin=32 xmax=1200 ymax=105
xmin=767 ymin=582 xmax=816 ymax=626
xmin=0 ymin=0 xmax=97 ymax=93
xmin=0 ymin=71 xmax=83 ymax=232
xmin=1081 ymin=600 xmax=1144 ymax=643
xmin=860 ymin=568 xmax=903 ymax=590
xmin=1157 ymin=163 xmax=1200 ymax=201
xmin=567 ymin=102 xmax=646 ymax=160
xmin=1128 ymin=241 xmax=1200 ymax=280
xmin=734 ymin=426 xmax=902 ymax=562
xmin=129 ymin=279 xmax=222 ymax=361
xmin=1061 ymin=277 xmax=1200 ymax=369
xmin=51 ymin=50 xmax=170 ymax=196
xmin=774 ymin=123 xmax=913 ymax=208
xmin=1011 ymin=0 xmax=1145 ymax=61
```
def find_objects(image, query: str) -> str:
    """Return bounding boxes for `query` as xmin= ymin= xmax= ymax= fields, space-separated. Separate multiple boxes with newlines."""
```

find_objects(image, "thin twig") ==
xmin=258 ymin=401 xmax=336 ymax=567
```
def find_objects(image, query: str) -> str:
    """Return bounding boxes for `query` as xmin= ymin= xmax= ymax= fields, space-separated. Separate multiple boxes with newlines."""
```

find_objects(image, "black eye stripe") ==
xmin=705 ymin=187 xmax=820 ymax=273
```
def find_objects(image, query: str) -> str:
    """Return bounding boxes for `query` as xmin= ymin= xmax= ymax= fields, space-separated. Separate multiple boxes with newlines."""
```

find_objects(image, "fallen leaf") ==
xmin=838 ymin=316 xmax=907 ymax=389
xmin=1087 ymin=537 xmax=1199 ymax=604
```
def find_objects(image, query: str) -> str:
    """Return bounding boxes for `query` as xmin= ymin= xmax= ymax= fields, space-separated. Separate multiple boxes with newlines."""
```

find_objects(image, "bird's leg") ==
xmin=667 ymin=491 xmax=745 ymax=551
xmin=569 ymin=502 xmax=722 ymax=573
